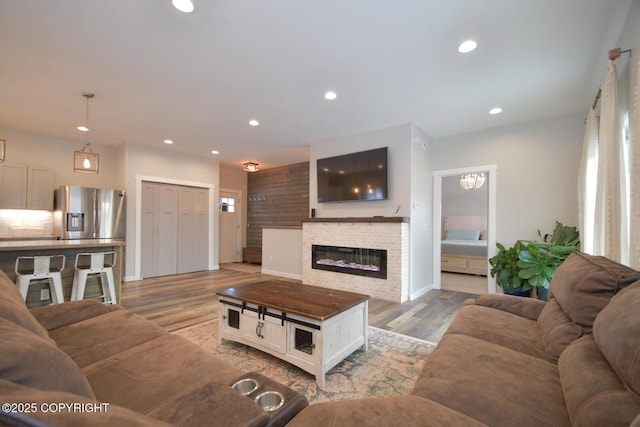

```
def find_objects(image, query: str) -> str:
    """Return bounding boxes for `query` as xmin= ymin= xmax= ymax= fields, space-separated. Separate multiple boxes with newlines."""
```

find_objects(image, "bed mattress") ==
xmin=441 ymin=239 xmax=488 ymax=257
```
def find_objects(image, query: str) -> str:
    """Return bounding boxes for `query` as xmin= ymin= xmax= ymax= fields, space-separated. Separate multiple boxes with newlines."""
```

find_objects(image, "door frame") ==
xmin=133 ymin=175 xmax=216 ymax=281
xmin=219 ymin=188 xmax=243 ymax=263
xmin=432 ymin=164 xmax=497 ymax=294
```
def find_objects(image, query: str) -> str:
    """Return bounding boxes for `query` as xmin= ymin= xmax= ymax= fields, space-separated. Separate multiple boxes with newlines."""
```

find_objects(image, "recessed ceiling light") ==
xmin=324 ymin=91 xmax=337 ymax=100
xmin=172 ymin=0 xmax=194 ymax=13
xmin=249 ymin=120 xmax=260 ymax=126
xmin=458 ymin=40 xmax=477 ymax=54
xmin=163 ymin=139 xmax=174 ymax=144
xmin=489 ymin=107 xmax=503 ymax=115
xmin=77 ymin=126 xmax=89 ymax=132
xmin=211 ymin=150 xmax=219 ymax=155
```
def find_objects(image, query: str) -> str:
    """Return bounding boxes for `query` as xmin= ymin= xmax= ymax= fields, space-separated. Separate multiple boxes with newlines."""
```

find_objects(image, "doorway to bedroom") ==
xmin=432 ymin=165 xmax=497 ymax=295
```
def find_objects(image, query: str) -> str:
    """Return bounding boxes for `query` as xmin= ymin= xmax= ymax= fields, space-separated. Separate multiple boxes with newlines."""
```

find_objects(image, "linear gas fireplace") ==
xmin=312 ymin=244 xmax=387 ymax=279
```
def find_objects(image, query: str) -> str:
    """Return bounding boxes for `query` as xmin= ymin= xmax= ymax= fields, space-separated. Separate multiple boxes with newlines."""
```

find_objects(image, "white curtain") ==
xmin=581 ymin=50 xmax=640 ymax=267
xmin=578 ymin=109 xmax=598 ymax=254
xmin=593 ymin=60 xmax=626 ymax=262
xmin=629 ymin=49 xmax=640 ymax=268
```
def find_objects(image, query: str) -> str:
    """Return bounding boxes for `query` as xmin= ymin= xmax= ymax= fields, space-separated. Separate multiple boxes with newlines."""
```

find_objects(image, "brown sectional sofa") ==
xmin=290 ymin=252 xmax=640 ymax=426
xmin=0 ymin=268 xmax=307 ymax=427
xmin=2 ymin=252 xmax=640 ymax=426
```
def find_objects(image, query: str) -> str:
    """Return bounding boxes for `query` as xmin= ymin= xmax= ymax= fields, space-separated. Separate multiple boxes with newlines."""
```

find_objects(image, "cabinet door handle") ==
xmin=256 ymin=321 xmax=265 ymax=339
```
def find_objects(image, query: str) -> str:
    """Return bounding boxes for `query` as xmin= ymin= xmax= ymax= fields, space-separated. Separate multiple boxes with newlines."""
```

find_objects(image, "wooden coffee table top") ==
xmin=217 ymin=281 xmax=370 ymax=321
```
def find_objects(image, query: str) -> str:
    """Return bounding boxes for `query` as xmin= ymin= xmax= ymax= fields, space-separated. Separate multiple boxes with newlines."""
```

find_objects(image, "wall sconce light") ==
xmin=243 ymin=161 xmax=259 ymax=172
xmin=0 ymin=139 xmax=5 ymax=162
xmin=74 ymin=92 xmax=99 ymax=174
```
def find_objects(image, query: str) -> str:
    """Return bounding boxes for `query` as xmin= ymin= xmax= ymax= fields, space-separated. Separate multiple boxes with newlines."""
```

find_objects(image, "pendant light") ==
xmin=74 ymin=92 xmax=99 ymax=174
xmin=460 ymin=172 xmax=485 ymax=190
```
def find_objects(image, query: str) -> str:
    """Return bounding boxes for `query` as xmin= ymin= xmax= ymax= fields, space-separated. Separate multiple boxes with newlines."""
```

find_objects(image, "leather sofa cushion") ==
xmin=81 ymin=334 xmax=247 ymax=419
xmin=559 ymin=335 xmax=640 ymax=426
xmin=549 ymin=252 xmax=640 ymax=333
xmin=537 ymin=298 xmax=583 ymax=363
xmin=287 ymin=395 xmax=489 ymax=427
xmin=592 ymin=280 xmax=640 ymax=396
xmin=443 ymin=304 xmax=548 ymax=359
xmin=0 ymin=269 xmax=51 ymax=340
xmin=0 ymin=317 xmax=95 ymax=399
xmin=412 ymin=333 xmax=570 ymax=427
xmin=48 ymin=309 xmax=168 ymax=368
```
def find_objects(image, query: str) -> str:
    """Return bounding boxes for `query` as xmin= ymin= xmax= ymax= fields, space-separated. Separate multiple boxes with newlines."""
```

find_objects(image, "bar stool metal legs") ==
xmin=14 ymin=255 xmax=66 ymax=304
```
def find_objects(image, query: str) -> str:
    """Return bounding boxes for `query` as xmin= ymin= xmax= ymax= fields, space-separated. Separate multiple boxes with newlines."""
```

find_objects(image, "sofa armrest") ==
xmin=31 ymin=300 xmax=121 ymax=331
xmin=287 ymin=396 xmax=488 ymax=427
xmin=469 ymin=293 xmax=546 ymax=320
xmin=0 ymin=379 xmax=172 ymax=427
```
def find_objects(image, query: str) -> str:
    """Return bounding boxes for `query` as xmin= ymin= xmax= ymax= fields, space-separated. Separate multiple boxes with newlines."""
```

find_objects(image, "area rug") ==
xmin=173 ymin=321 xmax=435 ymax=404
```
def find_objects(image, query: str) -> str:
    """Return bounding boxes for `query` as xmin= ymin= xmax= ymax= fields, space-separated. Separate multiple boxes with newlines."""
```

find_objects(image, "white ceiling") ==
xmin=0 ymin=1 xmax=632 ymax=170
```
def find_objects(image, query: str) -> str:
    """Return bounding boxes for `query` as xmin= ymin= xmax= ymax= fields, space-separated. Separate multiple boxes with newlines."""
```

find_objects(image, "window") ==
xmin=219 ymin=197 xmax=235 ymax=213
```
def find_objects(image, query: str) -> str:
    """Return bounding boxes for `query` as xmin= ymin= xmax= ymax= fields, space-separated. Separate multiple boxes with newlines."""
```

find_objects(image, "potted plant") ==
xmin=516 ymin=222 xmax=580 ymax=301
xmin=489 ymin=240 xmax=532 ymax=297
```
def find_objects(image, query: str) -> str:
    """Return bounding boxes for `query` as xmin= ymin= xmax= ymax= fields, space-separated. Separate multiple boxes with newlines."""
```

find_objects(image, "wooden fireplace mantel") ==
xmin=302 ymin=216 xmax=409 ymax=224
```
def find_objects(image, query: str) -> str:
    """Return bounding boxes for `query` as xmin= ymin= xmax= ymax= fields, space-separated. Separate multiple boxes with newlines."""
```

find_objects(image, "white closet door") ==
xmin=141 ymin=182 xmax=179 ymax=278
xmin=177 ymin=186 xmax=209 ymax=274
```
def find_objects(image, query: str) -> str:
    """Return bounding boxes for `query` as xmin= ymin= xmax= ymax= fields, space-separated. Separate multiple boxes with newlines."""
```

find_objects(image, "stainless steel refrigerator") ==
xmin=54 ymin=186 xmax=125 ymax=239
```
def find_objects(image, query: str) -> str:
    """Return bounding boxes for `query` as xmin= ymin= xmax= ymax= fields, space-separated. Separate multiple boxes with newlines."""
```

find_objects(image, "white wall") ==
xmin=261 ymin=228 xmax=302 ymax=280
xmin=310 ymin=124 xmax=412 ymax=219
xmin=433 ymin=113 xmax=584 ymax=246
xmin=442 ymin=175 xmax=488 ymax=217
xmin=409 ymin=125 xmax=433 ymax=299
xmin=617 ymin=0 xmax=640 ymax=49
xmin=123 ymin=142 xmax=220 ymax=280
xmin=0 ymin=127 xmax=121 ymax=189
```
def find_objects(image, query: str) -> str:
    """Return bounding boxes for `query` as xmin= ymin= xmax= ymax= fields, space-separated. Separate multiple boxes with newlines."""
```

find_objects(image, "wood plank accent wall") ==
xmin=247 ymin=162 xmax=310 ymax=248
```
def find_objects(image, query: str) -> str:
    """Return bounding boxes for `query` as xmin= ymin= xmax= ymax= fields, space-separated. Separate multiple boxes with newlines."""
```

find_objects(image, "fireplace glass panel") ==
xmin=312 ymin=245 xmax=387 ymax=279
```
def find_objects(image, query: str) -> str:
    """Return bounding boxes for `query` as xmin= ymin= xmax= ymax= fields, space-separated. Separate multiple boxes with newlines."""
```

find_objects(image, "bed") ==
xmin=441 ymin=215 xmax=488 ymax=276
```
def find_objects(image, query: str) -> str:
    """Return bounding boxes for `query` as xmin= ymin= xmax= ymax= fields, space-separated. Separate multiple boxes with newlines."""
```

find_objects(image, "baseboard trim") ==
xmin=260 ymin=269 xmax=302 ymax=281
xmin=410 ymin=284 xmax=434 ymax=301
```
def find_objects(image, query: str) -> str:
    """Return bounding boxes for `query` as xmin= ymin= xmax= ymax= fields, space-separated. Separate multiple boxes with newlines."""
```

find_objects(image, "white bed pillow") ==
xmin=446 ymin=229 xmax=480 ymax=240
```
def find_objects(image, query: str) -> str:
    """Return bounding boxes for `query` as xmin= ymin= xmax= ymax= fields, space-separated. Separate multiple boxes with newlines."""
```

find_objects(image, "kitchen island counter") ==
xmin=0 ymin=238 xmax=125 ymax=251
xmin=0 ymin=239 xmax=125 ymax=308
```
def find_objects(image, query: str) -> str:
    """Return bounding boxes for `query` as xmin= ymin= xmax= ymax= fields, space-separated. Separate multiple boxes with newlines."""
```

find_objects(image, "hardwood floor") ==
xmin=121 ymin=264 xmax=477 ymax=342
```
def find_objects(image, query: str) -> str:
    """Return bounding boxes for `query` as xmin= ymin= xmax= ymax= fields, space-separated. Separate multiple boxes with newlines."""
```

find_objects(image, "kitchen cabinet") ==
xmin=0 ymin=164 xmax=53 ymax=210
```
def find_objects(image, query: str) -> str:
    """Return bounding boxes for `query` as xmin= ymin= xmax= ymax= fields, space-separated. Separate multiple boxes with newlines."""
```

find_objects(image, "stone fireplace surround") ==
xmin=302 ymin=217 xmax=409 ymax=303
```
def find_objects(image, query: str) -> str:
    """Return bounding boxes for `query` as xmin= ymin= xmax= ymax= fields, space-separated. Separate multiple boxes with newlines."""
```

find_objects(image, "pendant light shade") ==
xmin=74 ymin=92 xmax=99 ymax=174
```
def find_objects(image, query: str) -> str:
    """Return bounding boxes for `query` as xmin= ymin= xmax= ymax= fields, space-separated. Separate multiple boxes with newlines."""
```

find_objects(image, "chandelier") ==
xmin=74 ymin=92 xmax=99 ymax=174
xmin=460 ymin=172 xmax=485 ymax=190
xmin=243 ymin=161 xmax=259 ymax=172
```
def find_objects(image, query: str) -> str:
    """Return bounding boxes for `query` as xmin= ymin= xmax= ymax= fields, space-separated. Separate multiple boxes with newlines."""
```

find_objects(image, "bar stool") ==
xmin=71 ymin=252 xmax=118 ymax=305
xmin=14 ymin=255 xmax=66 ymax=304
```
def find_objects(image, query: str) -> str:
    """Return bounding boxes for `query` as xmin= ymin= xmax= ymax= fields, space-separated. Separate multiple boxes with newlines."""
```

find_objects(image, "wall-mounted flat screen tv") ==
xmin=317 ymin=147 xmax=388 ymax=203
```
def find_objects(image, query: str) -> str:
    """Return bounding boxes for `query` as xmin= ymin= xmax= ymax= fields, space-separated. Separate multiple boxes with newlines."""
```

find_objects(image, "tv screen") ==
xmin=317 ymin=147 xmax=388 ymax=203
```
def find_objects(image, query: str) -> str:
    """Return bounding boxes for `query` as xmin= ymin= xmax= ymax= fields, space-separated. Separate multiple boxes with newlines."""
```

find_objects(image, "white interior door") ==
xmin=141 ymin=182 xmax=178 ymax=278
xmin=219 ymin=190 xmax=241 ymax=263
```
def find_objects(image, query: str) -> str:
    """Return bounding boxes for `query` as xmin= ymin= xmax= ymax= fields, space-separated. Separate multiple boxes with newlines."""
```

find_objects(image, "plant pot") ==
xmin=536 ymin=287 xmax=549 ymax=301
xmin=504 ymin=288 xmax=532 ymax=298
